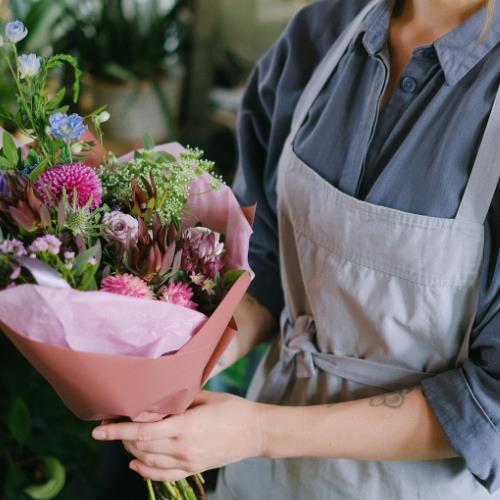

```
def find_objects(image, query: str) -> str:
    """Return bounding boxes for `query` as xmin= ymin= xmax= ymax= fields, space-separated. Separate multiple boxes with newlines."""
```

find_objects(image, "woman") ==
xmin=92 ymin=0 xmax=500 ymax=498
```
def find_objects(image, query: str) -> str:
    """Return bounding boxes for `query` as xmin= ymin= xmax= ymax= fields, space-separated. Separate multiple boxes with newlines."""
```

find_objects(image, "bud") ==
xmin=96 ymin=111 xmax=110 ymax=124
xmin=71 ymin=142 xmax=83 ymax=154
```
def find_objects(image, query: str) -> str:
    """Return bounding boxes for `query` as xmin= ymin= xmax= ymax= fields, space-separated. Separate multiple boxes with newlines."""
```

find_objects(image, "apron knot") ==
xmin=281 ymin=314 xmax=318 ymax=379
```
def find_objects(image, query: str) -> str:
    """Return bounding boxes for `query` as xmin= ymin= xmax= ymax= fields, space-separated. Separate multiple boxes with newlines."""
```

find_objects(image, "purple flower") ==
xmin=49 ymin=113 xmax=88 ymax=143
xmin=181 ymin=227 xmax=225 ymax=278
xmin=21 ymin=163 xmax=38 ymax=179
xmin=28 ymin=235 xmax=62 ymax=255
xmin=17 ymin=54 xmax=41 ymax=79
xmin=9 ymin=266 xmax=21 ymax=281
xmin=0 ymin=239 xmax=27 ymax=257
xmin=0 ymin=170 xmax=8 ymax=197
xmin=5 ymin=21 xmax=27 ymax=44
xmin=102 ymin=211 xmax=139 ymax=246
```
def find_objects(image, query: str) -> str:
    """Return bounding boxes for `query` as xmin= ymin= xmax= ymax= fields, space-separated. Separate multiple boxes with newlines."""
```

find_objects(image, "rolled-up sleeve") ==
xmin=232 ymin=51 xmax=285 ymax=319
xmin=422 ymin=188 xmax=500 ymax=492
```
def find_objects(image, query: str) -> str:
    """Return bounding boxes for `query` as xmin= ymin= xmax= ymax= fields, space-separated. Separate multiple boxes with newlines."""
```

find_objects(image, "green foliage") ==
xmin=0 ymin=335 xmax=100 ymax=499
xmin=55 ymin=0 xmax=189 ymax=82
xmin=100 ymin=147 xmax=220 ymax=225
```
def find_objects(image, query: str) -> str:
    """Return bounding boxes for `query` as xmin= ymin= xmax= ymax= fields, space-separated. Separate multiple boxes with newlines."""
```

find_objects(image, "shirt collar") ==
xmin=358 ymin=0 xmax=500 ymax=86
xmin=434 ymin=6 xmax=500 ymax=85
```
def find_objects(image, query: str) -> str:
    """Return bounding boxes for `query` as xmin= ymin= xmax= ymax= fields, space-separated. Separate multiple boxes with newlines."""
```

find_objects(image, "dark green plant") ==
xmin=55 ymin=0 xmax=189 ymax=82
xmin=0 ymin=334 xmax=101 ymax=500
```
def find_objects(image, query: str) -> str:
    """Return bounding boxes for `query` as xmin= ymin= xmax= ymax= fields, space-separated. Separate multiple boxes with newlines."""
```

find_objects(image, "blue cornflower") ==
xmin=0 ymin=170 xmax=9 ymax=197
xmin=5 ymin=20 xmax=28 ymax=44
xmin=21 ymin=163 xmax=38 ymax=179
xmin=49 ymin=112 xmax=88 ymax=143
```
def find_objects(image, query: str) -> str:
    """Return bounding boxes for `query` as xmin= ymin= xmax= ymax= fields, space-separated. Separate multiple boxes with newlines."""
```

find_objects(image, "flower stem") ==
xmin=3 ymin=45 xmax=51 ymax=163
xmin=146 ymin=479 xmax=156 ymax=500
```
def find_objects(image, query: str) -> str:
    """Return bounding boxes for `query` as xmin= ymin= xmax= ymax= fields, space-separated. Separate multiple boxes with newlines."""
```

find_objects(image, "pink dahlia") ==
xmin=34 ymin=163 xmax=102 ymax=209
xmin=101 ymin=274 xmax=154 ymax=300
xmin=160 ymin=282 xmax=198 ymax=310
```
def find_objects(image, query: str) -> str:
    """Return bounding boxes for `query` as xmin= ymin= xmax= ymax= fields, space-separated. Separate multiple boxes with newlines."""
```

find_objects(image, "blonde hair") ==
xmin=483 ymin=0 xmax=496 ymax=36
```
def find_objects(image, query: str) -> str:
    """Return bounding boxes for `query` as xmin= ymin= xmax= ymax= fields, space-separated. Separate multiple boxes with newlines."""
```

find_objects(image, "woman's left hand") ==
xmin=91 ymin=391 xmax=264 ymax=482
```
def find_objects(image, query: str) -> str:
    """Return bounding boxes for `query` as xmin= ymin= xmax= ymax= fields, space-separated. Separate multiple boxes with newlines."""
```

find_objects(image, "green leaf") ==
xmin=223 ymin=269 xmax=245 ymax=288
xmin=23 ymin=457 xmax=66 ymax=500
xmin=2 ymin=132 xmax=19 ymax=168
xmin=71 ymin=244 xmax=100 ymax=276
xmin=79 ymin=262 xmax=99 ymax=291
xmin=8 ymin=398 xmax=31 ymax=446
xmin=45 ymin=88 xmax=66 ymax=110
xmin=51 ymin=105 xmax=69 ymax=115
xmin=28 ymin=159 xmax=49 ymax=182
xmin=143 ymin=132 xmax=155 ymax=151
xmin=0 ymin=156 xmax=12 ymax=170
xmin=152 ymin=151 xmax=176 ymax=163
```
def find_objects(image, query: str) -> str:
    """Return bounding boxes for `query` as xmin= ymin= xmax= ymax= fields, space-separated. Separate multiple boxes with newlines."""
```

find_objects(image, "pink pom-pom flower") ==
xmin=101 ymin=274 xmax=154 ymax=300
xmin=34 ymin=163 xmax=102 ymax=209
xmin=160 ymin=282 xmax=198 ymax=310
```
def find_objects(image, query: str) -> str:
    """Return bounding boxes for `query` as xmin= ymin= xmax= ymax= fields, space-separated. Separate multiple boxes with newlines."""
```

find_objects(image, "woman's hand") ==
xmin=91 ymin=392 xmax=264 ymax=482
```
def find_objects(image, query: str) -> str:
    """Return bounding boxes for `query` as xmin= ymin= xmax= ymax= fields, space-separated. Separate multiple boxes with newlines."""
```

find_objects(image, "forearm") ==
xmin=211 ymin=293 xmax=276 ymax=378
xmin=259 ymin=386 xmax=457 ymax=462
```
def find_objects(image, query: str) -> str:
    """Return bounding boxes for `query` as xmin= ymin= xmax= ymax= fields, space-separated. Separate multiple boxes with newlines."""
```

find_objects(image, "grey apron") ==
xmin=215 ymin=0 xmax=500 ymax=498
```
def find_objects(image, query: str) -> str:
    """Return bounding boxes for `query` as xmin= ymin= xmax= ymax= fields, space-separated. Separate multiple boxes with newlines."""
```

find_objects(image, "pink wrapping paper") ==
xmin=0 ymin=143 xmax=254 ymax=422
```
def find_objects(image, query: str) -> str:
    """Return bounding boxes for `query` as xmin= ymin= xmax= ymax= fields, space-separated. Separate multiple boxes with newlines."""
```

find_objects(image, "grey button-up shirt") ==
xmin=234 ymin=0 xmax=500 ymax=492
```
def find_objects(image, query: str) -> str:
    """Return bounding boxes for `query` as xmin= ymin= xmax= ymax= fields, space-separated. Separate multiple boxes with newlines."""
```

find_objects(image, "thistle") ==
xmin=57 ymin=188 xmax=101 ymax=238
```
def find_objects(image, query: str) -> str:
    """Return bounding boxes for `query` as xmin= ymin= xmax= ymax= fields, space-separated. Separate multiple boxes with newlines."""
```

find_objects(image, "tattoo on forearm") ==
xmin=369 ymin=388 xmax=416 ymax=409
xmin=217 ymin=355 xmax=225 ymax=368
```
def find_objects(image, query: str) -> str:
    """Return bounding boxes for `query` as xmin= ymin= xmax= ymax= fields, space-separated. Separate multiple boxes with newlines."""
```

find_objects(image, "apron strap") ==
xmin=288 ymin=0 xmax=382 ymax=141
xmin=257 ymin=314 xmax=434 ymax=405
xmin=455 ymin=84 xmax=500 ymax=225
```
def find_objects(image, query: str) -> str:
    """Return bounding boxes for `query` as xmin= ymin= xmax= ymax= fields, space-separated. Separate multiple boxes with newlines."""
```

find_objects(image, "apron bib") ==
xmin=216 ymin=1 xmax=500 ymax=498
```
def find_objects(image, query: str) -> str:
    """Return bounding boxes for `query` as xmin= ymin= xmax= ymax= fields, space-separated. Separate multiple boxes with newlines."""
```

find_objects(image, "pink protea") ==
xmin=34 ymin=163 xmax=102 ymax=209
xmin=181 ymin=227 xmax=225 ymax=278
xmin=101 ymin=274 xmax=154 ymax=300
xmin=160 ymin=282 xmax=198 ymax=310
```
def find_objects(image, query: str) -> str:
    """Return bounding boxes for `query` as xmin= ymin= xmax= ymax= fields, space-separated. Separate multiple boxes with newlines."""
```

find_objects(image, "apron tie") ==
xmin=257 ymin=313 xmax=435 ymax=405
xmin=280 ymin=315 xmax=318 ymax=379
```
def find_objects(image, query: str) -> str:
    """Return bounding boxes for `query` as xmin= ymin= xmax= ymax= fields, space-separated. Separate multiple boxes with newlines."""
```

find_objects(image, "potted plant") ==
xmin=56 ymin=0 xmax=190 ymax=144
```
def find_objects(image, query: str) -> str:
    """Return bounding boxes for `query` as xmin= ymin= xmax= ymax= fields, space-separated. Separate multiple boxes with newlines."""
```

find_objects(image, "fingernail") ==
xmin=92 ymin=429 xmax=107 ymax=440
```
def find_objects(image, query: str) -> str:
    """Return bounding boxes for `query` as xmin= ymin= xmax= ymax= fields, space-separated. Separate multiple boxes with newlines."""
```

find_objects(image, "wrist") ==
xmin=255 ymin=402 xmax=299 ymax=459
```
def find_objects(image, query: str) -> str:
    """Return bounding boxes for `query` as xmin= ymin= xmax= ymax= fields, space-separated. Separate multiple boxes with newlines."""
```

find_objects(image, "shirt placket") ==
xmin=359 ymin=46 xmax=440 ymax=198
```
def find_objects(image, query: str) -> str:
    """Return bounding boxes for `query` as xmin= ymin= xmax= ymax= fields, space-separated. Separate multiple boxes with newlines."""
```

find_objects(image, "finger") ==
xmin=123 ymin=444 xmax=180 ymax=470
xmin=123 ymin=438 xmax=179 ymax=455
xmin=190 ymin=390 xmax=218 ymax=406
xmin=92 ymin=418 xmax=179 ymax=442
xmin=129 ymin=460 xmax=190 ymax=482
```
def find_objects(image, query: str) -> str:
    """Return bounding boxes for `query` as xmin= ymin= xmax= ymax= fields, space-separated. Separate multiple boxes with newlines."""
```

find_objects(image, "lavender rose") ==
xmin=102 ymin=211 xmax=139 ymax=246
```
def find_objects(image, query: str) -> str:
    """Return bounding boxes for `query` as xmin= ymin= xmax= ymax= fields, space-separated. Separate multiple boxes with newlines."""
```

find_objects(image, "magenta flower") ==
xmin=181 ymin=227 xmax=225 ymax=278
xmin=35 ymin=163 xmax=102 ymax=209
xmin=101 ymin=274 xmax=154 ymax=300
xmin=160 ymin=282 xmax=198 ymax=310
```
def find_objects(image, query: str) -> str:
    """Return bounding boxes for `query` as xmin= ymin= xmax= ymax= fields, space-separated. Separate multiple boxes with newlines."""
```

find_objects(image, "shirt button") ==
xmin=400 ymin=76 xmax=417 ymax=93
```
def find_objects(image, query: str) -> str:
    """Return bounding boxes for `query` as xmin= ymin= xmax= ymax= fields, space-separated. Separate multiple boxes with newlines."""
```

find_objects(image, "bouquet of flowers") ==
xmin=0 ymin=21 xmax=253 ymax=500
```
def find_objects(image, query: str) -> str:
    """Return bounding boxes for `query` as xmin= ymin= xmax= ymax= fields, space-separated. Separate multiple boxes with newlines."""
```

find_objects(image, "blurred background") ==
xmin=0 ymin=0 xmax=309 ymax=498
